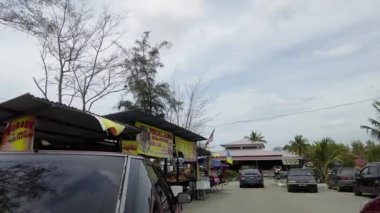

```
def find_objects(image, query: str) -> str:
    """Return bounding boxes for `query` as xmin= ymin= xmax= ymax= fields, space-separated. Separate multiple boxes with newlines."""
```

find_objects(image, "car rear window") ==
xmin=339 ymin=169 xmax=356 ymax=176
xmin=0 ymin=153 xmax=124 ymax=213
xmin=243 ymin=170 xmax=260 ymax=175
xmin=289 ymin=169 xmax=314 ymax=176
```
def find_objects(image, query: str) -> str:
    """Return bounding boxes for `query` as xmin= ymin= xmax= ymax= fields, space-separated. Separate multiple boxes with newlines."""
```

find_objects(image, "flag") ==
xmin=95 ymin=116 xmax=125 ymax=136
xmin=205 ymin=129 xmax=215 ymax=148
xmin=226 ymin=150 xmax=233 ymax=165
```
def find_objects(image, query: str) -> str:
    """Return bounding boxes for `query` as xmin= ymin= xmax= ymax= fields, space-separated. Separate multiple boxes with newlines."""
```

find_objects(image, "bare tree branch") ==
xmin=0 ymin=0 xmax=126 ymax=111
xmin=166 ymin=77 xmax=212 ymax=132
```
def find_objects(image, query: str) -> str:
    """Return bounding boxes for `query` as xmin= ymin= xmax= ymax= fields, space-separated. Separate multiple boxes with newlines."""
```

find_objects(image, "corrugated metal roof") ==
xmin=214 ymin=156 xmax=300 ymax=161
xmin=218 ymin=149 xmax=282 ymax=157
xmin=105 ymin=110 xmax=207 ymax=142
xmin=0 ymin=93 xmax=140 ymax=145
xmin=220 ymin=138 xmax=266 ymax=147
xmin=214 ymin=149 xmax=301 ymax=161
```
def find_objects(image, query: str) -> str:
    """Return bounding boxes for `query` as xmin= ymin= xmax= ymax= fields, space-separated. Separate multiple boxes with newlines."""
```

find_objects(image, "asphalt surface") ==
xmin=183 ymin=180 xmax=372 ymax=213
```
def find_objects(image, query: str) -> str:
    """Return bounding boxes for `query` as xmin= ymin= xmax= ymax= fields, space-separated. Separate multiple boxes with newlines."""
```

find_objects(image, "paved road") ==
xmin=183 ymin=180 xmax=372 ymax=213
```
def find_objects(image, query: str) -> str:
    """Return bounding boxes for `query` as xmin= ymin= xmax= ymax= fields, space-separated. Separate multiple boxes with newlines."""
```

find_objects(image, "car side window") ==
xmin=125 ymin=159 xmax=155 ymax=213
xmin=146 ymin=165 xmax=172 ymax=213
xmin=361 ymin=167 xmax=369 ymax=176
xmin=368 ymin=166 xmax=377 ymax=175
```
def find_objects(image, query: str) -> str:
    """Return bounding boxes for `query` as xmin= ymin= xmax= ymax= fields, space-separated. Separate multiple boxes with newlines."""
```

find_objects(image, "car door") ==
xmin=124 ymin=158 xmax=156 ymax=213
xmin=362 ymin=166 xmax=377 ymax=193
xmin=145 ymin=163 xmax=175 ymax=213
xmin=366 ymin=166 xmax=378 ymax=194
xmin=357 ymin=167 xmax=369 ymax=193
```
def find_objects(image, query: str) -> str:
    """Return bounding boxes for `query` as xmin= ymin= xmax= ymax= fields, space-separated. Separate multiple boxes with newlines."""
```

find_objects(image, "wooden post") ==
xmin=164 ymin=158 xmax=168 ymax=174
xmin=174 ymin=136 xmax=179 ymax=183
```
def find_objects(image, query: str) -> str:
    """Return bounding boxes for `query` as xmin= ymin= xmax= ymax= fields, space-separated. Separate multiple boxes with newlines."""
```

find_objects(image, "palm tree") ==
xmin=309 ymin=137 xmax=344 ymax=182
xmin=361 ymin=101 xmax=380 ymax=142
xmin=246 ymin=131 xmax=266 ymax=143
xmin=283 ymin=135 xmax=309 ymax=157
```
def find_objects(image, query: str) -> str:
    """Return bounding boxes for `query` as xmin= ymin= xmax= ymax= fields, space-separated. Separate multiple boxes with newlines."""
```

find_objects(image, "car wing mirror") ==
xmin=177 ymin=193 xmax=192 ymax=204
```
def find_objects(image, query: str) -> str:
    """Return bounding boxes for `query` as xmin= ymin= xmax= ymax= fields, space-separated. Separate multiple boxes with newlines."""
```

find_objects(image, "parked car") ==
xmin=327 ymin=167 xmax=357 ymax=191
xmin=360 ymin=196 xmax=380 ymax=213
xmin=0 ymin=151 xmax=191 ymax=213
xmin=353 ymin=162 xmax=380 ymax=197
xmin=239 ymin=169 xmax=264 ymax=188
xmin=287 ymin=168 xmax=318 ymax=193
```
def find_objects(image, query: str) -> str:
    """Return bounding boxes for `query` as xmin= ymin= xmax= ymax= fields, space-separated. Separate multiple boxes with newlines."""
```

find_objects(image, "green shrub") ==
xmin=225 ymin=170 xmax=239 ymax=181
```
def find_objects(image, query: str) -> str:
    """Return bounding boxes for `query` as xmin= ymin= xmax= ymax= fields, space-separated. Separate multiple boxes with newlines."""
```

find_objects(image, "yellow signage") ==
xmin=1 ymin=115 xmax=35 ymax=151
xmin=175 ymin=137 xmax=196 ymax=161
xmin=121 ymin=140 xmax=139 ymax=155
xmin=134 ymin=122 xmax=174 ymax=158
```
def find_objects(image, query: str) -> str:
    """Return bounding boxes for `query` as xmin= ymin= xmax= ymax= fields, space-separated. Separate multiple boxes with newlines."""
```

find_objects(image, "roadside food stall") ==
xmin=195 ymin=147 xmax=212 ymax=199
xmin=167 ymin=136 xmax=197 ymax=187
xmin=0 ymin=94 xmax=140 ymax=153
xmin=105 ymin=110 xmax=206 ymax=196
xmin=210 ymin=159 xmax=230 ymax=188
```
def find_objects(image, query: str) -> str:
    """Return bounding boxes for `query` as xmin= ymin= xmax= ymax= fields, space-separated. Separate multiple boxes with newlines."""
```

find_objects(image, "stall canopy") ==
xmin=105 ymin=110 xmax=207 ymax=142
xmin=211 ymin=159 xmax=229 ymax=168
xmin=0 ymin=94 xmax=140 ymax=146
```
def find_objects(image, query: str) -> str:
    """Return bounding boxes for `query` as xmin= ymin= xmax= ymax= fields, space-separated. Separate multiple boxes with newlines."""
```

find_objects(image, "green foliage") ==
xmin=366 ymin=143 xmax=380 ymax=162
xmin=308 ymin=137 xmax=346 ymax=182
xmin=283 ymin=135 xmax=309 ymax=157
xmin=340 ymin=153 xmax=355 ymax=167
xmin=351 ymin=140 xmax=366 ymax=157
xmin=247 ymin=131 xmax=266 ymax=143
xmin=225 ymin=170 xmax=239 ymax=181
xmin=118 ymin=32 xmax=180 ymax=117
xmin=366 ymin=140 xmax=376 ymax=148
xmin=350 ymin=140 xmax=380 ymax=163
xmin=305 ymin=137 xmax=380 ymax=183
xmin=361 ymin=101 xmax=380 ymax=142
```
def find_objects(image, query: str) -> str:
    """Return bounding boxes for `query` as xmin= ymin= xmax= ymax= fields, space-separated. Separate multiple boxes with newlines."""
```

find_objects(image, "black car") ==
xmin=287 ymin=168 xmax=318 ymax=193
xmin=0 ymin=151 xmax=191 ymax=213
xmin=327 ymin=167 xmax=356 ymax=191
xmin=352 ymin=162 xmax=380 ymax=197
xmin=239 ymin=169 xmax=264 ymax=188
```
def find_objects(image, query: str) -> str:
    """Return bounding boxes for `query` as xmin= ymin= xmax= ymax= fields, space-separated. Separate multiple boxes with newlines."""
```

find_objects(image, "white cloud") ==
xmin=209 ymin=71 xmax=380 ymax=149
xmin=313 ymin=44 xmax=359 ymax=58
xmin=0 ymin=0 xmax=380 ymax=150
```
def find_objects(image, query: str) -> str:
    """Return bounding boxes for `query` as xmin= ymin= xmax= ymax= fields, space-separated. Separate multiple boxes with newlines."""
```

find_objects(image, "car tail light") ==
xmin=339 ymin=176 xmax=351 ymax=180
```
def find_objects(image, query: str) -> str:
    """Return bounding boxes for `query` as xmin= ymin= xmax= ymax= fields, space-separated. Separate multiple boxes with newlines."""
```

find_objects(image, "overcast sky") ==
xmin=1 ymin=0 xmax=380 ymax=150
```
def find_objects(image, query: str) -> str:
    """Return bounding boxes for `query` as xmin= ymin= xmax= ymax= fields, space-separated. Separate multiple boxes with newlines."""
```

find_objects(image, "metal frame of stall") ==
xmin=105 ymin=110 xmax=207 ymax=197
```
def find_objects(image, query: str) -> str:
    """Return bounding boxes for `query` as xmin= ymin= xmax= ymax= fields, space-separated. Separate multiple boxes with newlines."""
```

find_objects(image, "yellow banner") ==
xmin=175 ymin=136 xmax=196 ymax=161
xmin=135 ymin=122 xmax=173 ymax=158
xmin=1 ymin=115 xmax=35 ymax=151
xmin=121 ymin=140 xmax=139 ymax=155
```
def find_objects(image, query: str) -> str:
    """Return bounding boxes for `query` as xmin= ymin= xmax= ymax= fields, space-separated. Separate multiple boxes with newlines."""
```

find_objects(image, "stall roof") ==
xmin=0 ymin=94 xmax=141 ymax=145
xmin=197 ymin=147 xmax=211 ymax=156
xmin=105 ymin=110 xmax=207 ymax=142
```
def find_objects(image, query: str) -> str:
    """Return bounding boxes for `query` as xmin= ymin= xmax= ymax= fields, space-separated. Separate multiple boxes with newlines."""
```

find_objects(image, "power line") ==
xmin=214 ymin=96 xmax=380 ymax=127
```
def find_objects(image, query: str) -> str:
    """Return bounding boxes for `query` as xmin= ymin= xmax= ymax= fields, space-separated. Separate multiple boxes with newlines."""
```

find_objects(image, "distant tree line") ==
xmin=282 ymin=100 xmax=380 ymax=183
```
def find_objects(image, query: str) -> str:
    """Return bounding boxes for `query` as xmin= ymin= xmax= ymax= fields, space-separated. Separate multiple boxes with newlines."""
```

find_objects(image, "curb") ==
xmin=318 ymin=183 xmax=328 ymax=190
